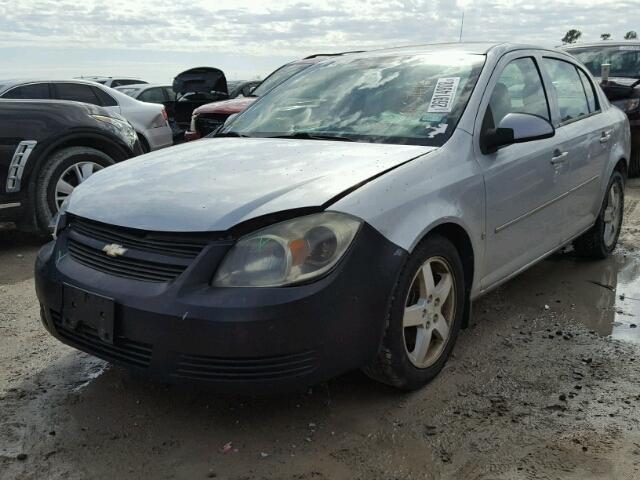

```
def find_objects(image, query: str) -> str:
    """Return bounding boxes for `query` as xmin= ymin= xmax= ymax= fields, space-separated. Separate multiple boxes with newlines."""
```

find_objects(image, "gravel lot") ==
xmin=2 ymin=180 xmax=640 ymax=480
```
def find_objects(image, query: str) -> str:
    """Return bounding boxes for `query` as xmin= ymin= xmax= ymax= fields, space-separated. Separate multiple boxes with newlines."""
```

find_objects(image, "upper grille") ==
xmin=172 ymin=350 xmax=317 ymax=382
xmin=196 ymin=113 xmax=228 ymax=136
xmin=65 ymin=216 xmax=225 ymax=283
xmin=68 ymin=239 xmax=187 ymax=282
xmin=70 ymin=216 xmax=208 ymax=259
xmin=51 ymin=310 xmax=153 ymax=368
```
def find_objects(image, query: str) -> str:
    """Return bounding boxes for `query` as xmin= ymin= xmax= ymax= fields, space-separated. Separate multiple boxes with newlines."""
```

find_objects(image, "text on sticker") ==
xmin=428 ymin=77 xmax=461 ymax=113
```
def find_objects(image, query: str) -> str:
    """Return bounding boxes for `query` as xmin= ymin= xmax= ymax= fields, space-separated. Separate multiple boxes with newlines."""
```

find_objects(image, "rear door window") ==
xmin=2 ymin=83 xmax=51 ymax=99
xmin=541 ymin=58 xmax=590 ymax=125
xmin=577 ymin=68 xmax=599 ymax=113
xmin=55 ymin=83 xmax=101 ymax=105
xmin=92 ymin=87 xmax=118 ymax=107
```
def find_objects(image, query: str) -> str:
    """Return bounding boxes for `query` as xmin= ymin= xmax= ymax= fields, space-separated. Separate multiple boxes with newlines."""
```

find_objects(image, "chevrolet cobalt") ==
xmin=35 ymin=43 xmax=630 ymax=392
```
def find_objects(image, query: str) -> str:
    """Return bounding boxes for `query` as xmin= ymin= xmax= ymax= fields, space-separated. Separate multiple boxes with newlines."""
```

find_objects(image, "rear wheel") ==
xmin=573 ymin=171 xmax=624 ymax=258
xmin=35 ymin=147 xmax=115 ymax=232
xmin=364 ymin=235 xmax=465 ymax=390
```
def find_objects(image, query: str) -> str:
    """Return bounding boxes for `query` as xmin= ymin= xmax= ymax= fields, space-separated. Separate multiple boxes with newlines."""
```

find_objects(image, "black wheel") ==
xmin=629 ymin=149 xmax=640 ymax=178
xmin=35 ymin=146 xmax=115 ymax=232
xmin=573 ymin=171 xmax=624 ymax=258
xmin=364 ymin=234 xmax=465 ymax=391
xmin=137 ymin=133 xmax=150 ymax=153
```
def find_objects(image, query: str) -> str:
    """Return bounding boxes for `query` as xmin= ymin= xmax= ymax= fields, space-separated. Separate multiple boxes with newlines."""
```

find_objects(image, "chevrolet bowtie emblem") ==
xmin=102 ymin=243 xmax=128 ymax=258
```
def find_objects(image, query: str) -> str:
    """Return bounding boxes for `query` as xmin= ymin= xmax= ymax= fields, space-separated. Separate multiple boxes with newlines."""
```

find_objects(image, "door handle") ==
xmin=550 ymin=151 xmax=569 ymax=165
xmin=600 ymin=131 xmax=612 ymax=144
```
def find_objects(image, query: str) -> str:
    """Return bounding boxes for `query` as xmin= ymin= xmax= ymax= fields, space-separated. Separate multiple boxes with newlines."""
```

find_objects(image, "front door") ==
xmin=475 ymin=53 xmax=571 ymax=289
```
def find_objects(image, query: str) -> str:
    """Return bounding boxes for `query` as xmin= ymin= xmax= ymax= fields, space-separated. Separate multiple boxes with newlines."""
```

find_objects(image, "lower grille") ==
xmin=68 ymin=239 xmax=186 ymax=282
xmin=173 ymin=350 xmax=317 ymax=382
xmin=51 ymin=310 xmax=153 ymax=368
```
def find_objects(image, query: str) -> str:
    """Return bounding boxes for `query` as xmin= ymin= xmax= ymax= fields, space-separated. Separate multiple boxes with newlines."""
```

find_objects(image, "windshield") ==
xmin=570 ymin=45 xmax=640 ymax=78
xmin=225 ymin=53 xmax=485 ymax=146
xmin=250 ymin=62 xmax=312 ymax=97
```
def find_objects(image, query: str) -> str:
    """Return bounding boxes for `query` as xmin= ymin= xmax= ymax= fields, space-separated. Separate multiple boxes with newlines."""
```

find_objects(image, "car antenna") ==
xmin=459 ymin=11 xmax=465 ymax=42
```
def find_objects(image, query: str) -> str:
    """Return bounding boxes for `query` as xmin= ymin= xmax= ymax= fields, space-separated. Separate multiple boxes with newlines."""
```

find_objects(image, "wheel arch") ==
xmin=20 ymin=132 xmax=132 ymax=230
xmin=417 ymin=221 xmax=475 ymax=304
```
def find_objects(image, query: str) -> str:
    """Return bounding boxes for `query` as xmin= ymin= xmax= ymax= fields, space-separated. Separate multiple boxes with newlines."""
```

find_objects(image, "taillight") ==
xmin=161 ymin=107 xmax=168 ymax=122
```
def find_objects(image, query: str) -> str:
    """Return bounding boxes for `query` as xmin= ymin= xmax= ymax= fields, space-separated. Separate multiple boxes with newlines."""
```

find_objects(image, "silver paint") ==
xmin=65 ymin=43 xmax=631 ymax=300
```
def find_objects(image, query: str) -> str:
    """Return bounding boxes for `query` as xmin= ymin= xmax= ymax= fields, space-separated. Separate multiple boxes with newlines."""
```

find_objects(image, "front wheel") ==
xmin=573 ymin=170 xmax=624 ymax=258
xmin=35 ymin=147 xmax=115 ymax=232
xmin=364 ymin=234 xmax=465 ymax=391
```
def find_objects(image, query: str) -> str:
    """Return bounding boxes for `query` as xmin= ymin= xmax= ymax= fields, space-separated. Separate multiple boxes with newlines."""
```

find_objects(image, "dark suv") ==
xmin=0 ymin=100 xmax=142 ymax=233
xmin=565 ymin=42 xmax=640 ymax=175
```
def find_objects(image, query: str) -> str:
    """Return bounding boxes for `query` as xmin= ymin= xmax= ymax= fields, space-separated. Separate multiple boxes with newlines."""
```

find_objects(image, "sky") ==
xmin=1 ymin=0 xmax=639 ymax=83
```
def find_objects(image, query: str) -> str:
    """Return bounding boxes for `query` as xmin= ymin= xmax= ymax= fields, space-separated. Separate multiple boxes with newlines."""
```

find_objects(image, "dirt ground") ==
xmin=2 ymin=181 xmax=640 ymax=480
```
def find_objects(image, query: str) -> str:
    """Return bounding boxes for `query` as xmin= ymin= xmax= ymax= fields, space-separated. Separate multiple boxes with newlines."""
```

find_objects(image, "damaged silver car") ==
xmin=36 ymin=43 xmax=630 ymax=392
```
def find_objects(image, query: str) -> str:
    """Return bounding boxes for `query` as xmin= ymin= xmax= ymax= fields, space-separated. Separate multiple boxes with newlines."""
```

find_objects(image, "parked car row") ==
xmin=0 ymin=80 xmax=173 ymax=152
xmin=31 ymin=42 xmax=631 ymax=394
xmin=563 ymin=42 xmax=640 ymax=175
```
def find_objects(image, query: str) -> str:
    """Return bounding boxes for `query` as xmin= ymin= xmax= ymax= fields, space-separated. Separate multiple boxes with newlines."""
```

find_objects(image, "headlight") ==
xmin=50 ymin=197 xmax=70 ymax=239
xmin=190 ymin=113 xmax=199 ymax=132
xmin=91 ymin=114 xmax=130 ymax=128
xmin=91 ymin=114 xmax=137 ymax=145
xmin=213 ymin=212 xmax=362 ymax=287
xmin=612 ymin=98 xmax=640 ymax=113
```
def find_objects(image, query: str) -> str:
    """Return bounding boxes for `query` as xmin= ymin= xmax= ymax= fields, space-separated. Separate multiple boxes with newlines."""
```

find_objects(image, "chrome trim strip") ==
xmin=6 ymin=140 xmax=37 ymax=193
xmin=0 ymin=202 xmax=21 ymax=210
xmin=495 ymin=174 xmax=600 ymax=233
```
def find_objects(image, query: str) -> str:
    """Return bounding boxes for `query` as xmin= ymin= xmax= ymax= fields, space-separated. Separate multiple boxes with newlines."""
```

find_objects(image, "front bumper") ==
xmin=35 ymin=222 xmax=406 ymax=393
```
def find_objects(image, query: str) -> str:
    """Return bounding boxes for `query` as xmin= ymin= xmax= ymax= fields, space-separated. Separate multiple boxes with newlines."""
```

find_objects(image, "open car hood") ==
xmin=172 ymin=67 xmax=228 ymax=96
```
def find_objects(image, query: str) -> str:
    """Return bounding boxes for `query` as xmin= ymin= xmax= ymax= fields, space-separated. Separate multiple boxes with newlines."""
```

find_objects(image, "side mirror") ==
xmin=481 ymin=112 xmax=554 ymax=154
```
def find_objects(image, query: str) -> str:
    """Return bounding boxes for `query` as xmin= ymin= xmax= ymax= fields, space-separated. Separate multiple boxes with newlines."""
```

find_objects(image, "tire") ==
xmin=137 ymin=133 xmax=150 ymax=153
xmin=35 ymin=146 xmax=115 ymax=232
xmin=573 ymin=170 xmax=624 ymax=258
xmin=629 ymin=149 xmax=640 ymax=178
xmin=363 ymin=234 xmax=465 ymax=391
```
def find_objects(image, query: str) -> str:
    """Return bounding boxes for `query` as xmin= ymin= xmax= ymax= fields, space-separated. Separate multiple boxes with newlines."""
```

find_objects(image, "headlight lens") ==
xmin=612 ymin=98 xmax=640 ymax=113
xmin=213 ymin=212 xmax=362 ymax=287
xmin=91 ymin=114 xmax=137 ymax=145
xmin=190 ymin=113 xmax=199 ymax=132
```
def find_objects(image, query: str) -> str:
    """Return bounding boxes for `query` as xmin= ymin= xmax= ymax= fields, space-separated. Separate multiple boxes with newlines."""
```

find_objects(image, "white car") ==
xmin=75 ymin=76 xmax=147 ymax=88
xmin=0 ymin=80 xmax=173 ymax=152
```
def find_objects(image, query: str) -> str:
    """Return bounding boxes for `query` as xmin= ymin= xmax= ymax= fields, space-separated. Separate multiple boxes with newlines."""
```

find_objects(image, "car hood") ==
xmin=172 ymin=67 xmax=227 ymax=96
xmin=193 ymin=97 xmax=256 ymax=115
xmin=68 ymin=138 xmax=435 ymax=232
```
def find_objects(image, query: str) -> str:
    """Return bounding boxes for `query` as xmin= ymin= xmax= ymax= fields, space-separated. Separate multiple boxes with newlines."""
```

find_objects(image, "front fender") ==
xmin=331 ymin=131 xmax=485 ymax=296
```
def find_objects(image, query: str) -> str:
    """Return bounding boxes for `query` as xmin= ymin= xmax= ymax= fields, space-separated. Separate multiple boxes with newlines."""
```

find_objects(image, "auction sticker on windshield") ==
xmin=428 ymin=77 xmax=460 ymax=113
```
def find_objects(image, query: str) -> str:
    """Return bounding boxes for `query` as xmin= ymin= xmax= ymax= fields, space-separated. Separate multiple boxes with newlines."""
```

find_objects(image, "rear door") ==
xmin=53 ymin=82 xmax=121 ymax=114
xmin=475 ymin=52 xmax=569 ymax=289
xmin=540 ymin=56 xmax=610 ymax=231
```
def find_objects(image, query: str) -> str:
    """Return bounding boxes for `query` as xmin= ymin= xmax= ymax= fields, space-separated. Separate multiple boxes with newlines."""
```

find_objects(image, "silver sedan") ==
xmin=39 ymin=43 xmax=630 ymax=392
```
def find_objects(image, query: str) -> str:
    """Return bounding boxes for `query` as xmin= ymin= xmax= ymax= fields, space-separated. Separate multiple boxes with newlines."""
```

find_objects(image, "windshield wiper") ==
xmin=266 ymin=132 xmax=355 ymax=142
xmin=215 ymin=131 xmax=250 ymax=138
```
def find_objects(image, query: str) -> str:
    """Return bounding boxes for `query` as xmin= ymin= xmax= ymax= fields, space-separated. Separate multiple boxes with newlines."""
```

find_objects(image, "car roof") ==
xmin=115 ymin=83 xmax=170 ymax=90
